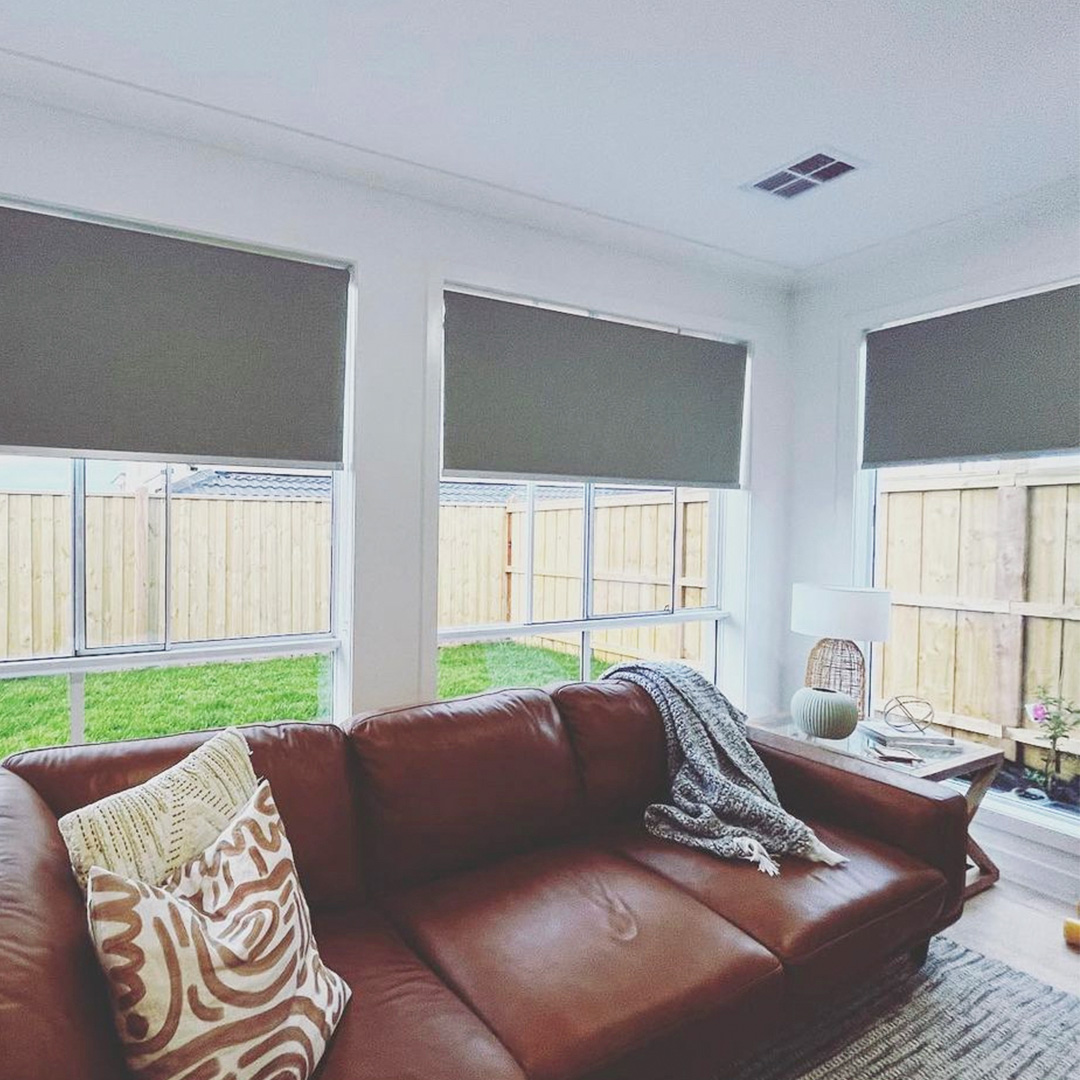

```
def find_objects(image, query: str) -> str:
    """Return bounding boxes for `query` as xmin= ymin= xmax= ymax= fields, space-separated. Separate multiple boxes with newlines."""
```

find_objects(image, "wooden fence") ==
xmin=0 ymin=493 xmax=331 ymax=657
xmin=870 ymin=458 xmax=1080 ymax=775
xmin=438 ymin=490 xmax=714 ymax=666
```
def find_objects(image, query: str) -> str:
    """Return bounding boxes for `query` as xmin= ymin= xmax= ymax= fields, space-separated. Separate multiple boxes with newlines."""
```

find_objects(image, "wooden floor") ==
xmin=940 ymin=879 xmax=1080 ymax=994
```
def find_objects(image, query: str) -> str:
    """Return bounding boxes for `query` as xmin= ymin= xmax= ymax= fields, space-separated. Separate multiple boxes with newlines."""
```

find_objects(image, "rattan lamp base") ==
xmin=804 ymin=637 xmax=867 ymax=720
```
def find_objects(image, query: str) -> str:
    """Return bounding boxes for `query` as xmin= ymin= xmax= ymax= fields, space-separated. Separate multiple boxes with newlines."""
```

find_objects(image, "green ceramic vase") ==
xmin=790 ymin=686 xmax=859 ymax=739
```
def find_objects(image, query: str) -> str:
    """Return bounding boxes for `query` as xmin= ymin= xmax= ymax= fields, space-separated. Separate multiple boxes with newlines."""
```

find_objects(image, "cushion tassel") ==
xmin=735 ymin=837 xmax=781 ymax=876
xmin=805 ymin=832 xmax=848 ymax=866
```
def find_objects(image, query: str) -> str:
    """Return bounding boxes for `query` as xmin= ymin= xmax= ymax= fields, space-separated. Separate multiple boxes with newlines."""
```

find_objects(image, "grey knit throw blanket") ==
xmin=602 ymin=661 xmax=846 ymax=875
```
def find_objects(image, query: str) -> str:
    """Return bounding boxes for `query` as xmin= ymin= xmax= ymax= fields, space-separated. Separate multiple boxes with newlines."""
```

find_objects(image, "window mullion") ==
xmin=72 ymin=458 xmax=87 ymax=655
xmin=669 ymin=488 xmax=679 ymax=612
xmin=164 ymin=464 xmax=173 ymax=649
xmin=582 ymin=482 xmax=595 ymax=618
xmin=707 ymin=489 xmax=722 ymax=608
xmin=524 ymin=482 xmax=536 ymax=624
xmin=69 ymin=670 xmax=85 ymax=744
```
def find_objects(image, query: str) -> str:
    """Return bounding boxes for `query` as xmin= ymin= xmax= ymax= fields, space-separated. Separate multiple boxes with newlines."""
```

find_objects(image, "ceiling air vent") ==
xmin=746 ymin=152 xmax=856 ymax=199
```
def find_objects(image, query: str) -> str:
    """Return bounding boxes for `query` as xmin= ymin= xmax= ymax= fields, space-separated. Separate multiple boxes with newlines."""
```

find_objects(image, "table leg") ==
xmin=962 ymin=761 xmax=1003 ymax=900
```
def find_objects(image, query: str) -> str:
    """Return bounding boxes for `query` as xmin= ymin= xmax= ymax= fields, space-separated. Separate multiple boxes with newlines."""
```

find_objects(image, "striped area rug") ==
xmin=729 ymin=938 xmax=1079 ymax=1080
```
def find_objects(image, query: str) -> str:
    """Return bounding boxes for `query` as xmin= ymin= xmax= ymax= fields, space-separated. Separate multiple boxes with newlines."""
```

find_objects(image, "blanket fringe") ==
xmin=804 ymin=832 xmax=848 ymax=866
xmin=735 ymin=837 xmax=781 ymax=876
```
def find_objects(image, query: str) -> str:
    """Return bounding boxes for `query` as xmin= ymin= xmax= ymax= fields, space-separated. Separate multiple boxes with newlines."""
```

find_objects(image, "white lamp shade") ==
xmin=791 ymin=583 xmax=891 ymax=642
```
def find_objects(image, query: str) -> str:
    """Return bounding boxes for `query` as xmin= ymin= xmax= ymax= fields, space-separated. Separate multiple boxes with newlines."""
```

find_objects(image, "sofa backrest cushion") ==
xmin=343 ymin=689 xmax=584 ymax=891
xmin=3 ymin=722 xmax=363 ymax=911
xmin=0 ymin=769 xmax=128 ymax=1080
xmin=550 ymin=681 xmax=668 ymax=824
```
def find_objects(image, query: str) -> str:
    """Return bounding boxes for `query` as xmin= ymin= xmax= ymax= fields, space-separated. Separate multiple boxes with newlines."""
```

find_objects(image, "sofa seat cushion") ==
xmin=386 ymin=845 xmax=783 ymax=1080
xmin=311 ymin=907 xmax=526 ymax=1080
xmin=609 ymin=819 xmax=947 ymax=992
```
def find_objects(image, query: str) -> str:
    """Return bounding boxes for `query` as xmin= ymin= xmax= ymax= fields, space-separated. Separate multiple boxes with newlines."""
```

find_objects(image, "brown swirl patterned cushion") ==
xmin=87 ymin=779 xmax=351 ymax=1080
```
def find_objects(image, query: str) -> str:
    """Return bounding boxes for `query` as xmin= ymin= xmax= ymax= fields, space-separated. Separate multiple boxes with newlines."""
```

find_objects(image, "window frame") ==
xmin=0 ymin=453 xmax=344 ymax=743
xmin=437 ymin=476 xmax=730 ymax=683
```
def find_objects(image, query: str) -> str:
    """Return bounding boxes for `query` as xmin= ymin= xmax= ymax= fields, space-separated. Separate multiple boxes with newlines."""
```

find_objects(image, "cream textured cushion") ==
xmin=58 ymin=727 xmax=257 ymax=891
xmin=87 ymin=779 xmax=351 ymax=1080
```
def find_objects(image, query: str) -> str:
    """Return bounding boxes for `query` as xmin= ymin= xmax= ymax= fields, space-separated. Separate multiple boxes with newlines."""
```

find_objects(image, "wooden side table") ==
xmin=753 ymin=718 xmax=1004 ymax=899
xmin=899 ymin=744 xmax=1003 ymax=898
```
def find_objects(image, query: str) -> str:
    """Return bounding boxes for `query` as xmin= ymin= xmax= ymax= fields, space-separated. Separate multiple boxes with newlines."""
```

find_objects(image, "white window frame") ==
xmin=437 ymin=477 xmax=730 ymax=684
xmin=0 ymin=453 xmax=345 ymax=743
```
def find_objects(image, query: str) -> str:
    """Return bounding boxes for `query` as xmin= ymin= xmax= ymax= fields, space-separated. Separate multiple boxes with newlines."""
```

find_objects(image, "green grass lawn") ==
xmin=0 ymin=674 xmax=69 ymax=758
xmin=0 ymin=643 xmax=605 ymax=758
xmin=0 ymin=655 xmax=331 ymax=759
xmin=436 ymin=641 xmax=607 ymax=698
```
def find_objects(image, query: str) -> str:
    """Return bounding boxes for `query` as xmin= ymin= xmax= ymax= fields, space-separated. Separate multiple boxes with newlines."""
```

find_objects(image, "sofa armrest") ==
xmin=0 ymin=768 xmax=127 ymax=1080
xmin=748 ymin=728 xmax=969 ymax=926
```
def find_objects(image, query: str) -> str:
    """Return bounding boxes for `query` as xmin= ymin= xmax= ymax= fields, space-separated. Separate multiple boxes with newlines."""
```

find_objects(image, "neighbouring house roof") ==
xmin=439 ymin=481 xmax=531 ymax=505
xmin=439 ymin=481 xmax=657 ymax=505
xmin=170 ymin=469 xmax=656 ymax=504
xmin=170 ymin=469 xmax=332 ymax=499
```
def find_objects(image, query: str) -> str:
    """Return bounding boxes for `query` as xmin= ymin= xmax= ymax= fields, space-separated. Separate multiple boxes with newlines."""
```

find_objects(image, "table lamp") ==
xmin=791 ymin=583 xmax=891 ymax=721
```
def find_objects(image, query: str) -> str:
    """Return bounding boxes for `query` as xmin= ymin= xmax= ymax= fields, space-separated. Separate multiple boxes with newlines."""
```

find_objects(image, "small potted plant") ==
xmin=1024 ymin=689 xmax=1080 ymax=799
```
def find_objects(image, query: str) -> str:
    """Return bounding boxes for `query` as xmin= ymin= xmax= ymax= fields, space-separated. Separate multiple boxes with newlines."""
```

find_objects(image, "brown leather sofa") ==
xmin=0 ymin=681 xmax=969 ymax=1080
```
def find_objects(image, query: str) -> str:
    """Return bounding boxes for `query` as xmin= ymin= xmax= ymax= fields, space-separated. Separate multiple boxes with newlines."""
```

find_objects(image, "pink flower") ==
xmin=1031 ymin=703 xmax=1048 ymax=724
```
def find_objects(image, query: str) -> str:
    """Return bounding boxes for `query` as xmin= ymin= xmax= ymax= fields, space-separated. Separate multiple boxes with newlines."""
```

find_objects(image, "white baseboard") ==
xmin=970 ymin=793 xmax=1080 ymax=904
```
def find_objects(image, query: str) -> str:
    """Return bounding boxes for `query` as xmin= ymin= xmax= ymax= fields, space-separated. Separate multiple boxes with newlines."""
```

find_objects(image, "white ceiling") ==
xmin=0 ymin=0 xmax=1077 ymax=271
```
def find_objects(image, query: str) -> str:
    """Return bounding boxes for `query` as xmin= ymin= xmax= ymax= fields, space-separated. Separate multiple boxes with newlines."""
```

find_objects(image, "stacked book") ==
xmin=860 ymin=719 xmax=955 ymax=749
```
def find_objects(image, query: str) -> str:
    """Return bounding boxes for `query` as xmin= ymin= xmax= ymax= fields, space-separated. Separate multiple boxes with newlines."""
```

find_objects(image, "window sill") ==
xmin=0 ymin=633 xmax=339 ymax=679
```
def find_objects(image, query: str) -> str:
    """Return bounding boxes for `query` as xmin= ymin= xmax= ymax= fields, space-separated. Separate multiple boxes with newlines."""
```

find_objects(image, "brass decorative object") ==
xmin=883 ymin=695 xmax=934 ymax=733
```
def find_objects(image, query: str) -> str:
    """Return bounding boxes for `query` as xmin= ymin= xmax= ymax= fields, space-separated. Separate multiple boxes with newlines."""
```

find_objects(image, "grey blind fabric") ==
xmin=442 ymin=292 xmax=748 ymax=486
xmin=863 ymin=285 xmax=1080 ymax=468
xmin=0 ymin=206 xmax=349 ymax=466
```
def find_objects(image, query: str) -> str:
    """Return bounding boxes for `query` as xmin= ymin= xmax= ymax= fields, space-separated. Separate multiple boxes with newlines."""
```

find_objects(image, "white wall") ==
xmin=784 ymin=177 xmax=1080 ymax=700
xmin=0 ymin=95 xmax=794 ymax=716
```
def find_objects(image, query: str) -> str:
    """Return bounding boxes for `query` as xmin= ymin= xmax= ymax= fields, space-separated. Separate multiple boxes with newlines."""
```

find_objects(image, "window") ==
xmin=437 ymin=478 xmax=725 ymax=698
xmin=868 ymin=453 xmax=1080 ymax=822
xmin=0 ymin=455 xmax=338 ymax=755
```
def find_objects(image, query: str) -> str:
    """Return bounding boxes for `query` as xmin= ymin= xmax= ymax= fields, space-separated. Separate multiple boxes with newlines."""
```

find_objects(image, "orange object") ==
xmin=1065 ymin=917 xmax=1080 ymax=949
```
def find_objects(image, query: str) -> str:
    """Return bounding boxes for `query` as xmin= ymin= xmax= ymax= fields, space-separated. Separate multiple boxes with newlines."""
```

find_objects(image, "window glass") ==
xmin=532 ymin=483 xmax=585 ymax=621
xmin=437 ymin=476 xmax=724 ymax=695
xmin=591 ymin=618 xmax=717 ymax=678
xmin=0 ymin=674 xmax=69 ymax=757
xmin=84 ymin=460 xmax=167 ymax=648
xmin=169 ymin=466 xmax=332 ymax=642
xmin=870 ymin=453 xmax=1080 ymax=820
xmin=591 ymin=485 xmax=675 ymax=617
xmin=437 ymin=633 xmax=603 ymax=698
xmin=439 ymin=480 xmax=527 ymax=628
xmin=83 ymin=654 xmax=332 ymax=743
xmin=676 ymin=488 xmax=717 ymax=610
xmin=0 ymin=455 xmax=73 ymax=660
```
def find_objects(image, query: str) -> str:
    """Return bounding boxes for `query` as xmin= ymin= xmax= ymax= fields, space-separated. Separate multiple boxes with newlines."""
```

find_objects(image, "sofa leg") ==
xmin=909 ymin=938 xmax=930 ymax=968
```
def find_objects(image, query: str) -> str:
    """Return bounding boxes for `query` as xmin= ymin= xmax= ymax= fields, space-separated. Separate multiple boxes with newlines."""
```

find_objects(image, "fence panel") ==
xmin=0 ymin=493 xmax=73 ymax=659
xmin=438 ymin=503 xmax=510 ymax=628
xmin=170 ymin=496 xmax=330 ymax=642
xmin=1 ymin=493 xmax=330 ymax=656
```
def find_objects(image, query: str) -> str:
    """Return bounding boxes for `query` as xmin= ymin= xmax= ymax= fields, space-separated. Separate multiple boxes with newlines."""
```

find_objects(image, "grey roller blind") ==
xmin=442 ymin=292 xmax=748 ymax=486
xmin=863 ymin=285 xmax=1080 ymax=468
xmin=0 ymin=206 xmax=349 ymax=466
